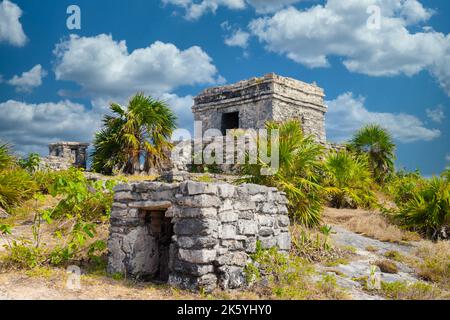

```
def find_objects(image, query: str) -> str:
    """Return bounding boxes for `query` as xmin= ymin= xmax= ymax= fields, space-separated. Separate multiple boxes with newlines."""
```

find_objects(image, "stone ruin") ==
xmin=40 ymin=141 xmax=89 ymax=170
xmin=107 ymin=181 xmax=290 ymax=291
xmin=106 ymin=73 xmax=335 ymax=291
xmin=192 ymin=73 xmax=327 ymax=144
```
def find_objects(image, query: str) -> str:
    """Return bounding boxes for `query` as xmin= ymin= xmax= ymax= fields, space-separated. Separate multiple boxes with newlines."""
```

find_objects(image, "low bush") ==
xmin=396 ymin=176 xmax=449 ymax=239
xmin=381 ymin=281 xmax=443 ymax=300
xmin=244 ymin=241 xmax=348 ymax=299
xmin=323 ymin=151 xmax=377 ymax=209
xmin=0 ymin=168 xmax=37 ymax=212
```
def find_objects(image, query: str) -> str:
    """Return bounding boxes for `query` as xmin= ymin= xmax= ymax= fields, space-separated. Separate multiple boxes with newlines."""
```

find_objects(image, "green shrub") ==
xmin=245 ymin=241 xmax=347 ymax=299
xmin=323 ymin=151 xmax=377 ymax=209
xmin=381 ymin=281 xmax=442 ymax=300
xmin=396 ymin=176 xmax=449 ymax=239
xmin=385 ymin=170 xmax=425 ymax=205
xmin=18 ymin=153 xmax=41 ymax=173
xmin=0 ymin=168 xmax=38 ymax=212
xmin=34 ymin=168 xmax=116 ymax=220
xmin=0 ymin=143 xmax=15 ymax=170
xmin=241 ymin=120 xmax=325 ymax=227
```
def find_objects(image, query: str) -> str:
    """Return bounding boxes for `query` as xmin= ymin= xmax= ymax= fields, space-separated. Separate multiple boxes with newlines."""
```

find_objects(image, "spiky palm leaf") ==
xmin=349 ymin=124 xmax=395 ymax=184
xmin=397 ymin=177 xmax=450 ymax=239
xmin=323 ymin=150 xmax=377 ymax=209
xmin=91 ymin=93 xmax=177 ymax=175
xmin=241 ymin=120 xmax=325 ymax=227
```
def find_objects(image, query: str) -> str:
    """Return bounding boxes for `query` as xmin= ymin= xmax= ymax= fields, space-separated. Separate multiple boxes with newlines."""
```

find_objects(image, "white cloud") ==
xmin=426 ymin=105 xmax=445 ymax=123
xmin=326 ymin=92 xmax=441 ymax=143
xmin=0 ymin=0 xmax=27 ymax=46
xmin=162 ymin=0 xmax=303 ymax=19
xmin=0 ymin=100 xmax=100 ymax=156
xmin=7 ymin=64 xmax=47 ymax=92
xmin=54 ymin=34 xmax=221 ymax=100
xmin=225 ymin=28 xmax=250 ymax=48
xmin=162 ymin=0 xmax=246 ymax=20
xmin=247 ymin=0 xmax=303 ymax=13
xmin=249 ymin=0 xmax=450 ymax=96
xmin=446 ymin=154 xmax=450 ymax=162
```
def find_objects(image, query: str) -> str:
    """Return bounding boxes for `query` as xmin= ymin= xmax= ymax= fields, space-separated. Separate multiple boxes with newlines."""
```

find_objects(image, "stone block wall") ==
xmin=192 ymin=73 xmax=327 ymax=144
xmin=108 ymin=181 xmax=290 ymax=292
xmin=47 ymin=141 xmax=89 ymax=169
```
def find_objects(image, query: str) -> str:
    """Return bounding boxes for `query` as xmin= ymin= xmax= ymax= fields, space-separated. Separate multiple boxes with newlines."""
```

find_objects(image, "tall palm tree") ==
xmin=349 ymin=124 xmax=395 ymax=184
xmin=92 ymin=93 xmax=177 ymax=175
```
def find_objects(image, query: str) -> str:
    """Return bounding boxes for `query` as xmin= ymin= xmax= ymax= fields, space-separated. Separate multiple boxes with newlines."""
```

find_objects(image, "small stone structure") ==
xmin=40 ymin=141 xmax=89 ymax=170
xmin=107 ymin=181 xmax=290 ymax=291
xmin=193 ymin=73 xmax=327 ymax=144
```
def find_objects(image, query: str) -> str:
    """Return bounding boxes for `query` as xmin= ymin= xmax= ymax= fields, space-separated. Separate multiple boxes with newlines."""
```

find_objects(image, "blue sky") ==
xmin=0 ymin=0 xmax=449 ymax=175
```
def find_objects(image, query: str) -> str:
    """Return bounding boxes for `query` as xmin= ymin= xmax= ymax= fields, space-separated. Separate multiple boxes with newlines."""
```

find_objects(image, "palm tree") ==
xmin=92 ymin=93 xmax=177 ymax=175
xmin=241 ymin=120 xmax=325 ymax=227
xmin=349 ymin=124 xmax=395 ymax=184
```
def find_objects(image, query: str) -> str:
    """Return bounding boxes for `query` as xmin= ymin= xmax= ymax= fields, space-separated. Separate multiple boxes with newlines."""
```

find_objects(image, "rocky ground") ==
xmin=316 ymin=225 xmax=420 ymax=300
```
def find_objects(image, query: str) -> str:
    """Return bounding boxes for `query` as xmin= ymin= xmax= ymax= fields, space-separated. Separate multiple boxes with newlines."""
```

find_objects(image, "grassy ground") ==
xmin=0 ymin=197 xmax=448 ymax=300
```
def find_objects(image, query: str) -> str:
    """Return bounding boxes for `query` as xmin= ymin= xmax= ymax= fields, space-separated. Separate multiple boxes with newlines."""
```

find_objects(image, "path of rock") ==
xmin=316 ymin=225 xmax=422 ymax=300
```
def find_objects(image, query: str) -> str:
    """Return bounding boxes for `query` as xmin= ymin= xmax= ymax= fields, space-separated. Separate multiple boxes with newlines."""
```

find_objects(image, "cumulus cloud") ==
xmin=7 ymin=64 xmax=47 ymax=92
xmin=162 ymin=0 xmax=303 ymax=19
xmin=249 ymin=0 xmax=450 ymax=96
xmin=162 ymin=0 xmax=246 ymax=20
xmin=426 ymin=105 xmax=445 ymax=123
xmin=54 ymin=34 xmax=221 ymax=101
xmin=0 ymin=0 xmax=27 ymax=46
xmin=326 ymin=92 xmax=441 ymax=143
xmin=247 ymin=0 xmax=303 ymax=13
xmin=0 ymin=100 xmax=100 ymax=155
xmin=225 ymin=28 xmax=250 ymax=48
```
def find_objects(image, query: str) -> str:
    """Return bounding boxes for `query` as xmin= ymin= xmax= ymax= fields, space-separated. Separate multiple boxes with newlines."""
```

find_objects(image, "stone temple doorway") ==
xmin=221 ymin=111 xmax=239 ymax=134
xmin=145 ymin=210 xmax=174 ymax=282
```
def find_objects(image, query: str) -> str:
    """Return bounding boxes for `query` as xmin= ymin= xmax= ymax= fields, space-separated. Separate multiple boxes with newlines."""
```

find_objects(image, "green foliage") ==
xmin=241 ymin=120 xmax=324 ymax=227
xmin=349 ymin=124 xmax=396 ymax=184
xmin=0 ymin=143 xmax=38 ymax=212
xmin=2 ymin=168 xmax=116 ymax=269
xmin=7 ymin=240 xmax=47 ymax=268
xmin=0 ymin=143 xmax=15 ymax=170
xmin=92 ymin=93 xmax=177 ymax=175
xmin=396 ymin=176 xmax=449 ymax=239
xmin=45 ymin=168 xmax=116 ymax=220
xmin=0 ymin=224 xmax=12 ymax=235
xmin=0 ymin=168 xmax=38 ymax=212
xmin=385 ymin=169 xmax=425 ymax=205
xmin=18 ymin=153 xmax=41 ymax=173
xmin=380 ymin=281 xmax=442 ymax=300
xmin=323 ymin=150 xmax=377 ymax=209
xmin=245 ymin=241 xmax=346 ymax=299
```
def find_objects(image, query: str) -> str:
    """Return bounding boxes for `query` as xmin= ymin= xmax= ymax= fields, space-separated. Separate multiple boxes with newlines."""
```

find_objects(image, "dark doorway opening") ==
xmin=221 ymin=111 xmax=239 ymax=134
xmin=147 ymin=210 xmax=173 ymax=282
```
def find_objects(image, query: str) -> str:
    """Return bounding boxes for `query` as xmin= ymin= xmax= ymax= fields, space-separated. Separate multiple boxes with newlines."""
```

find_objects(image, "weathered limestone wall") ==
xmin=192 ymin=73 xmax=327 ymax=144
xmin=45 ymin=141 xmax=89 ymax=170
xmin=108 ymin=181 xmax=290 ymax=292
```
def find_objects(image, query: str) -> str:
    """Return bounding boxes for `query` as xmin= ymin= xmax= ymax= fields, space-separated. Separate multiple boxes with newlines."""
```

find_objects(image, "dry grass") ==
xmin=374 ymin=260 xmax=398 ymax=274
xmin=414 ymin=241 xmax=450 ymax=288
xmin=381 ymin=281 xmax=445 ymax=300
xmin=323 ymin=207 xmax=420 ymax=243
